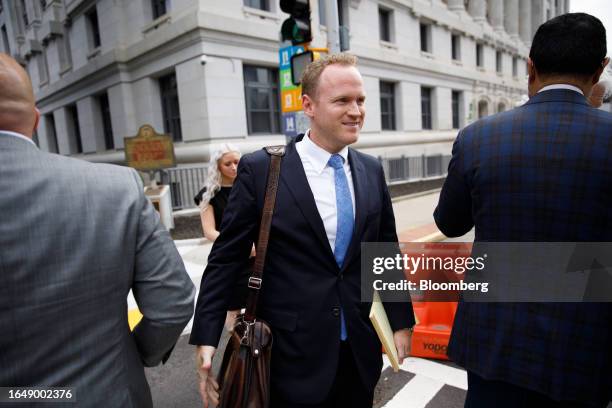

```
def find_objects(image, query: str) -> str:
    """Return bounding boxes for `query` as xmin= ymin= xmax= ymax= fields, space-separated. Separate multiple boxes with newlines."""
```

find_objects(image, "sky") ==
xmin=570 ymin=0 xmax=612 ymax=58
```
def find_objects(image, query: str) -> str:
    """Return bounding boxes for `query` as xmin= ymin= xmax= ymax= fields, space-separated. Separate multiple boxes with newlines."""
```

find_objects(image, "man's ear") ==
xmin=591 ymin=57 xmax=610 ymax=85
xmin=302 ymin=94 xmax=315 ymax=119
xmin=33 ymin=107 xmax=40 ymax=134
xmin=527 ymin=58 xmax=537 ymax=84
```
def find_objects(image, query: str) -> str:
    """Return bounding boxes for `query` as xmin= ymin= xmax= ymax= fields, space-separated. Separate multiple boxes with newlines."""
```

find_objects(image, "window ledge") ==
xmin=142 ymin=13 xmax=171 ymax=34
xmin=59 ymin=64 xmax=72 ymax=76
xmin=39 ymin=79 xmax=49 ymax=88
xmin=421 ymin=51 xmax=435 ymax=59
xmin=476 ymin=66 xmax=485 ymax=72
xmin=86 ymin=46 xmax=101 ymax=60
xmin=452 ymin=59 xmax=462 ymax=66
xmin=242 ymin=6 xmax=279 ymax=22
xmin=380 ymin=40 xmax=397 ymax=50
xmin=496 ymin=71 xmax=503 ymax=76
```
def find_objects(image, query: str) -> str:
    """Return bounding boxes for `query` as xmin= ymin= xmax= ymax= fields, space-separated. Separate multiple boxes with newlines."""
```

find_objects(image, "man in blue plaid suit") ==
xmin=435 ymin=13 xmax=612 ymax=408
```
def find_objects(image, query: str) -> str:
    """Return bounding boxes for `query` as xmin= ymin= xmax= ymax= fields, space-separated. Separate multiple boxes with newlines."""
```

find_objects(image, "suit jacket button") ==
xmin=332 ymin=307 xmax=340 ymax=317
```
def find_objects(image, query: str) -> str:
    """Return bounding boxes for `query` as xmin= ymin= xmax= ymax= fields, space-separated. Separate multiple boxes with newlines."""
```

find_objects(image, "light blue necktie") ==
xmin=328 ymin=154 xmax=354 ymax=341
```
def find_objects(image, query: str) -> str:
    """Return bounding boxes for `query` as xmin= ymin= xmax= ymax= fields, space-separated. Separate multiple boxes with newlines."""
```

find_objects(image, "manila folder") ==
xmin=369 ymin=291 xmax=400 ymax=372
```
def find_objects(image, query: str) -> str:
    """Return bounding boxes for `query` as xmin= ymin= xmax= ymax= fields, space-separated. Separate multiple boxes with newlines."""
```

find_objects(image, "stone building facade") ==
xmin=0 ymin=0 xmax=568 ymax=164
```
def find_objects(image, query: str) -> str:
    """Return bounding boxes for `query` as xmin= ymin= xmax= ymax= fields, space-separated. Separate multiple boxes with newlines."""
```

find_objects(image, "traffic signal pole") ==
xmin=324 ymin=1 xmax=341 ymax=53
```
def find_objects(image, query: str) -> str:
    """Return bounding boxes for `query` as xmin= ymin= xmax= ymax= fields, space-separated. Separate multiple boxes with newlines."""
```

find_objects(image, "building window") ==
xmin=1 ymin=25 xmax=10 ymax=54
xmin=380 ymin=81 xmax=396 ymax=130
xmin=451 ymin=34 xmax=460 ymax=61
xmin=478 ymin=100 xmax=489 ymax=118
xmin=97 ymin=93 xmax=114 ymax=150
xmin=0 ymin=0 xmax=4 ymax=13
xmin=497 ymin=102 xmax=506 ymax=113
xmin=421 ymin=87 xmax=432 ymax=130
xmin=40 ymin=0 xmax=46 ymax=10
xmin=20 ymin=0 xmax=29 ymax=27
xmin=496 ymin=51 xmax=502 ymax=73
xmin=420 ymin=23 xmax=431 ymax=53
xmin=379 ymin=8 xmax=391 ymax=42
xmin=37 ymin=50 xmax=49 ymax=85
xmin=243 ymin=0 xmax=269 ymax=11
xmin=68 ymin=105 xmax=83 ymax=154
xmin=44 ymin=113 xmax=59 ymax=153
xmin=244 ymin=65 xmax=281 ymax=134
xmin=512 ymin=56 xmax=518 ymax=77
xmin=86 ymin=7 xmax=101 ymax=49
xmin=476 ymin=43 xmax=484 ymax=68
xmin=159 ymin=73 xmax=183 ymax=142
xmin=452 ymin=91 xmax=461 ymax=129
xmin=151 ymin=0 xmax=169 ymax=19
xmin=59 ymin=27 xmax=72 ymax=72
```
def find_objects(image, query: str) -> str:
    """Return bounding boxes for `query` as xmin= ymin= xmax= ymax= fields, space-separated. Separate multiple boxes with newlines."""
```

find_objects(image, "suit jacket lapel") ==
xmin=281 ymin=140 xmax=337 ymax=264
xmin=342 ymin=148 xmax=368 ymax=272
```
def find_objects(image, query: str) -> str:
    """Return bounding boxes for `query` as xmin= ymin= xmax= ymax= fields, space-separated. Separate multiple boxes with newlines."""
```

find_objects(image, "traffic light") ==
xmin=280 ymin=0 xmax=312 ymax=45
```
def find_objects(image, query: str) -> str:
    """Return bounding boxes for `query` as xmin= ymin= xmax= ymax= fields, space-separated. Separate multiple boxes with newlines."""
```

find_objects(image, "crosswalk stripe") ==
xmin=382 ymin=374 xmax=445 ymax=408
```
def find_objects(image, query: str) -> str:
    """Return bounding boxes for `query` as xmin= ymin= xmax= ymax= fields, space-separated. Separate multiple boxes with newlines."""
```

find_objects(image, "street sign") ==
xmin=282 ymin=111 xmax=309 ymax=137
xmin=279 ymin=45 xmax=308 ymax=137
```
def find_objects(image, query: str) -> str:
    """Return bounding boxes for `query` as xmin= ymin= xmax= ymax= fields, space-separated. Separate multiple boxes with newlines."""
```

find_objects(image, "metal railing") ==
xmin=160 ymin=164 xmax=209 ymax=210
xmin=160 ymin=154 xmax=451 ymax=210
xmin=380 ymin=154 xmax=451 ymax=183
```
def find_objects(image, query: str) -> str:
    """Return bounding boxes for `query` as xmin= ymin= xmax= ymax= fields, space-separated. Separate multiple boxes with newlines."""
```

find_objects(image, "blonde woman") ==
xmin=198 ymin=144 xmax=250 ymax=331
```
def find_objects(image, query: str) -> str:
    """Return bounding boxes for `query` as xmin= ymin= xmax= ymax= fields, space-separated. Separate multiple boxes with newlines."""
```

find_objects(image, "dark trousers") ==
xmin=465 ymin=371 xmax=609 ymax=408
xmin=270 ymin=341 xmax=374 ymax=408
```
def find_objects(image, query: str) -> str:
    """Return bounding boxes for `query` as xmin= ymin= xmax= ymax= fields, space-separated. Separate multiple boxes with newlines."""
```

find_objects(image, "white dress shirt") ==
xmin=295 ymin=130 xmax=356 ymax=253
xmin=0 ymin=129 xmax=36 ymax=146
xmin=538 ymin=84 xmax=584 ymax=95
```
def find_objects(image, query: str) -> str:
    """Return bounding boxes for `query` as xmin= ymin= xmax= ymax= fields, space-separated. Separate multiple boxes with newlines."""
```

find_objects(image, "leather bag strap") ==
xmin=243 ymin=145 xmax=285 ymax=322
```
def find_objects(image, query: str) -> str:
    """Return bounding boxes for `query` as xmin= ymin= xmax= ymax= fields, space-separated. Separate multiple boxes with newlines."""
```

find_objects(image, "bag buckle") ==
xmin=248 ymin=277 xmax=262 ymax=289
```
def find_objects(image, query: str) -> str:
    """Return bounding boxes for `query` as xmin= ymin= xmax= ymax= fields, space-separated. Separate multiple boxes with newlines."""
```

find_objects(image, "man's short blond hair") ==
xmin=300 ymin=53 xmax=358 ymax=100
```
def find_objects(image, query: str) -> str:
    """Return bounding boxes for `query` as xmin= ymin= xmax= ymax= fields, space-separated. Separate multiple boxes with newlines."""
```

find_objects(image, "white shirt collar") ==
xmin=538 ymin=84 xmax=584 ymax=96
xmin=301 ymin=129 xmax=349 ymax=174
xmin=0 ymin=130 xmax=37 ymax=146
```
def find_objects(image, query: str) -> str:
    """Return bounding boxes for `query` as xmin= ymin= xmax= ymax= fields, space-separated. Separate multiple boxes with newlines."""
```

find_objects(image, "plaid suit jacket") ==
xmin=434 ymin=89 xmax=612 ymax=404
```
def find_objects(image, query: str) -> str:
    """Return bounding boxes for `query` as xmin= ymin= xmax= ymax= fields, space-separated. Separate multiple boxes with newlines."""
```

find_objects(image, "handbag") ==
xmin=216 ymin=145 xmax=285 ymax=408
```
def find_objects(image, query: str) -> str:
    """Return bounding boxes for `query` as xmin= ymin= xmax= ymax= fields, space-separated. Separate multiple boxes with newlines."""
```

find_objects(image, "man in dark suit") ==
xmin=190 ymin=53 xmax=415 ymax=408
xmin=0 ymin=53 xmax=195 ymax=406
xmin=434 ymin=13 xmax=612 ymax=408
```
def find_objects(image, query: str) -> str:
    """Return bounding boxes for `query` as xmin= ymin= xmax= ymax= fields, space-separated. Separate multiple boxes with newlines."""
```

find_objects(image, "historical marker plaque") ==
xmin=124 ymin=125 xmax=176 ymax=171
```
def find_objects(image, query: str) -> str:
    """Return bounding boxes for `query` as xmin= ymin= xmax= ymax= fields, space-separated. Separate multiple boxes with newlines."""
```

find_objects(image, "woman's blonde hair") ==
xmin=199 ymin=143 xmax=241 ymax=210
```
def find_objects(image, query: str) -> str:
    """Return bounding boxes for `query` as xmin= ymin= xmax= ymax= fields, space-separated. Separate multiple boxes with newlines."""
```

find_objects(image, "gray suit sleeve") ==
xmin=129 ymin=169 xmax=196 ymax=367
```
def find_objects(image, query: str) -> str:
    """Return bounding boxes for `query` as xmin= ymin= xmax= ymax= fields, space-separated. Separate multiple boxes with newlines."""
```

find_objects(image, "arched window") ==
xmin=498 ymin=102 xmax=506 ymax=112
xmin=478 ymin=100 xmax=489 ymax=118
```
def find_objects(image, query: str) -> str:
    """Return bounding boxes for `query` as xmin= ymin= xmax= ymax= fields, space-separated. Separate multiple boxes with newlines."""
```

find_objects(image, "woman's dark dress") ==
xmin=209 ymin=186 xmax=249 ymax=310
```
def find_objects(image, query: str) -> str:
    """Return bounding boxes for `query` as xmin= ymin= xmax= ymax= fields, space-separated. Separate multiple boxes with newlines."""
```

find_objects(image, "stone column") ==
xmin=77 ymin=97 xmax=106 ymax=153
xmin=447 ymin=0 xmax=465 ymax=12
xmin=519 ymin=0 xmax=532 ymax=44
xmin=488 ymin=0 xmax=504 ymax=31
xmin=504 ymin=0 xmax=520 ymax=40
xmin=531 ymin=0 xmax=545 ymax=40
xmin=468 ymin=0 xmax=487 ymax=23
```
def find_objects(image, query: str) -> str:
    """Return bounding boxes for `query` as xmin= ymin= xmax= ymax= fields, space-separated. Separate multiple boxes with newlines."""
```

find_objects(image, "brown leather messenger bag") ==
xmin=216 ymin=145 xmax=286 ymax=408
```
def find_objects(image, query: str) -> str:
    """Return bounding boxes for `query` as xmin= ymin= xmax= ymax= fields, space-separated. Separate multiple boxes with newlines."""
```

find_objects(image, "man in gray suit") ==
xmin=0 ymin=53 xmax=195 ymax=407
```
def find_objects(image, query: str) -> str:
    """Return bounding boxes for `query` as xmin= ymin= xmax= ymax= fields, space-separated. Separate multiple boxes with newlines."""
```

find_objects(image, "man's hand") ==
xmin=195 ymin=345 xmax=219 ymax=408
xmin=393 ymin=328 xmax=413 ymax=365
